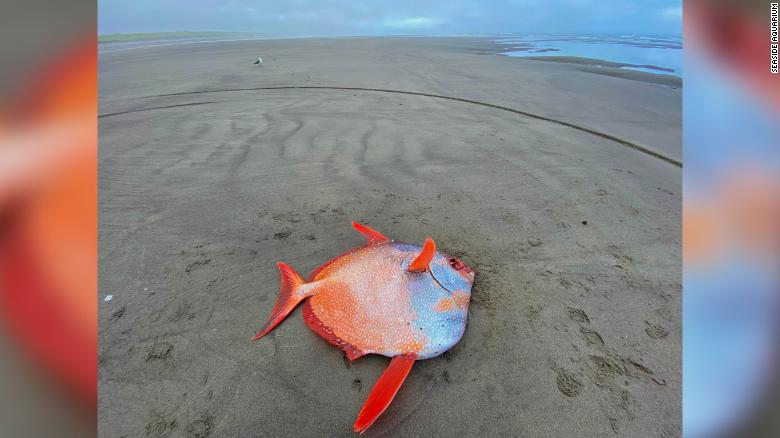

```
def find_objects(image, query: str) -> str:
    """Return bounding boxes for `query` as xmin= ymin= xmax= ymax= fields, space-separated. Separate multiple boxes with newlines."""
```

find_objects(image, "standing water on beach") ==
xmin=495 ymin=34 xmax=682 ymax=75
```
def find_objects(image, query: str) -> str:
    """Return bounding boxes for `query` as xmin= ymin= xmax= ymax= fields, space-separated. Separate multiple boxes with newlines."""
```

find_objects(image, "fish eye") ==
xmin=449 ymin=258 xmax=465 ymax=271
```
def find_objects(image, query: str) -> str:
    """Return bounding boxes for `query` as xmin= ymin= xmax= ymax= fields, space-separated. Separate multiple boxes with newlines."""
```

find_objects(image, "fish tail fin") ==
xmin=253 ymin=262 xmax=307 ymax=340
xmin=353 ymin=355 xmax=416 ymax=434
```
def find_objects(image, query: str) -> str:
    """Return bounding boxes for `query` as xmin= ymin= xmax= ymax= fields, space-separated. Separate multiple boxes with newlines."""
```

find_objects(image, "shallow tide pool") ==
xmin=494 ymin=34 xmax=682 ymax=76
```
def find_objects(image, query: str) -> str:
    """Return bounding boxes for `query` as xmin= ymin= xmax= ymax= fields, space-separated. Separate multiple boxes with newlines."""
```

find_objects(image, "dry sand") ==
xmin=99 ymin=37 xmax=681 ymax=437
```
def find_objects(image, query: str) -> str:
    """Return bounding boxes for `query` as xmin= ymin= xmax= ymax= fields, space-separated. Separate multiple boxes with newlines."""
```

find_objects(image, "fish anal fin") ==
xmin=408 ymin=237 xmax=436 ymax=272
xmin=351 ymin=221 xmax=390 ymax=244
xmin=345 ymin=347 xmax=364 ymax=362
xmin=353 ymin=354 xmax=417 ymax=434
xmin=302 ymin=299 xmax=366 ymax=361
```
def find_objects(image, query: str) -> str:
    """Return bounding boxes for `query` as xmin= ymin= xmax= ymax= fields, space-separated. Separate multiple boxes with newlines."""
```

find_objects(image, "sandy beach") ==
xmin=98 ymin=37 xmax=681 ymax=437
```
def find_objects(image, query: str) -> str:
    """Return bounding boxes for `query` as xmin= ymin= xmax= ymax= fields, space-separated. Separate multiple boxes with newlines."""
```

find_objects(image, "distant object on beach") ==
xmin=254 ymin=57 xmax=263 ymax=66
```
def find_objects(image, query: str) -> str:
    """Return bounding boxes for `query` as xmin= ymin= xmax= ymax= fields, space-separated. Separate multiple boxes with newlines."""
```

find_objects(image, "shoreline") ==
xmin=99 ymin=33 xmax=683 ymax=84
xmin=517 ymin=55 xmax=683 ymax=87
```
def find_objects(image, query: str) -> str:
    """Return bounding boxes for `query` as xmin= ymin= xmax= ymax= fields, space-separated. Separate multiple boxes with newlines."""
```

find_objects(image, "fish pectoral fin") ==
xmin=353 ymin=354 xmax=417 ymax=434
xmin=253 ymin=262 xmax=308 ymax=340
xmin=351 ymin=221 xmax=390 ymax=244
xmin=408 ymin=237 xmax=436 ymax=272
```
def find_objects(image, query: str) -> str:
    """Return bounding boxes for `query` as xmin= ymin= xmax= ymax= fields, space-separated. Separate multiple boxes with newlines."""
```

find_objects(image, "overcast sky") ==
xmin=98 ymin=0 xmax=682 ymax=36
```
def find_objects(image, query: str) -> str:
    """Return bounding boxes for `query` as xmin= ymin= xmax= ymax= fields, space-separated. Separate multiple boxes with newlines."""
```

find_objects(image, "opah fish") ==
xmin=254 ymin=222 xmax=475 ymax=433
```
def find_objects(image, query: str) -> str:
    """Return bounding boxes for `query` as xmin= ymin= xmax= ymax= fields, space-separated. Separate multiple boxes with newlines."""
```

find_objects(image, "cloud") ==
xmin=98 ymin=0 xmax=682 ymax=37
xmin=381 ymin=16 xmax=446 ymax=29
xmin=661 ymin=6 xmax=682 ymax=20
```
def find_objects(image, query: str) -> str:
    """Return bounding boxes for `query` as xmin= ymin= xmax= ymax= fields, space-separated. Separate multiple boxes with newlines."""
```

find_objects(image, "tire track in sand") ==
xmin=100 ymin=86 xmax=682 ymax=167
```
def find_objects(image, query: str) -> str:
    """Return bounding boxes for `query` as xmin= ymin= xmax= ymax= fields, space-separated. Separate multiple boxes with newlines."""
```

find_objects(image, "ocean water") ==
xmin=494 ymin=34 xmax=682 ymax=76
xmin=98 ymin=36 xmax=273 ymax=54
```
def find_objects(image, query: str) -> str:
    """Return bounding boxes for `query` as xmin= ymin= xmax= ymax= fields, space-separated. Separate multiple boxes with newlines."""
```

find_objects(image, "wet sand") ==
xmin=99 ymin=37 xmax=681 ymax=437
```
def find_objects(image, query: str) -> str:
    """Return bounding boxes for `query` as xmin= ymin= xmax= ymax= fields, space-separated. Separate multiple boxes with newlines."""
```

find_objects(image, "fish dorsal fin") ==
xmin=408 ymin=238 xmax=436 ymax=272
xmin=352 ymin=221 xmax=390 ymax=244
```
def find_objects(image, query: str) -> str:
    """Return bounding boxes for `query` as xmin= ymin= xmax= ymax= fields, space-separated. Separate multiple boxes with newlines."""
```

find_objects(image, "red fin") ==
xmin=302 ymin=300 xmax=365 ymax=361
xmin=353 ymin=355 xmax=417 ymax=434
xmin=408 ymin=238 xmax=436 ymax=272
xmin=253 ymin=262 xmax=305 ymax=340
xmin=351 ymin=221 xmax=390 ymax=244
xmin=306 ymin=222 xmax=388 ymax=282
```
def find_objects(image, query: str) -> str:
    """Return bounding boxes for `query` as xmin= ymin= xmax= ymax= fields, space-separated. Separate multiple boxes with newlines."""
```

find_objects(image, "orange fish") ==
xmin=254 ymin=221 xmax=475 ymax=433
